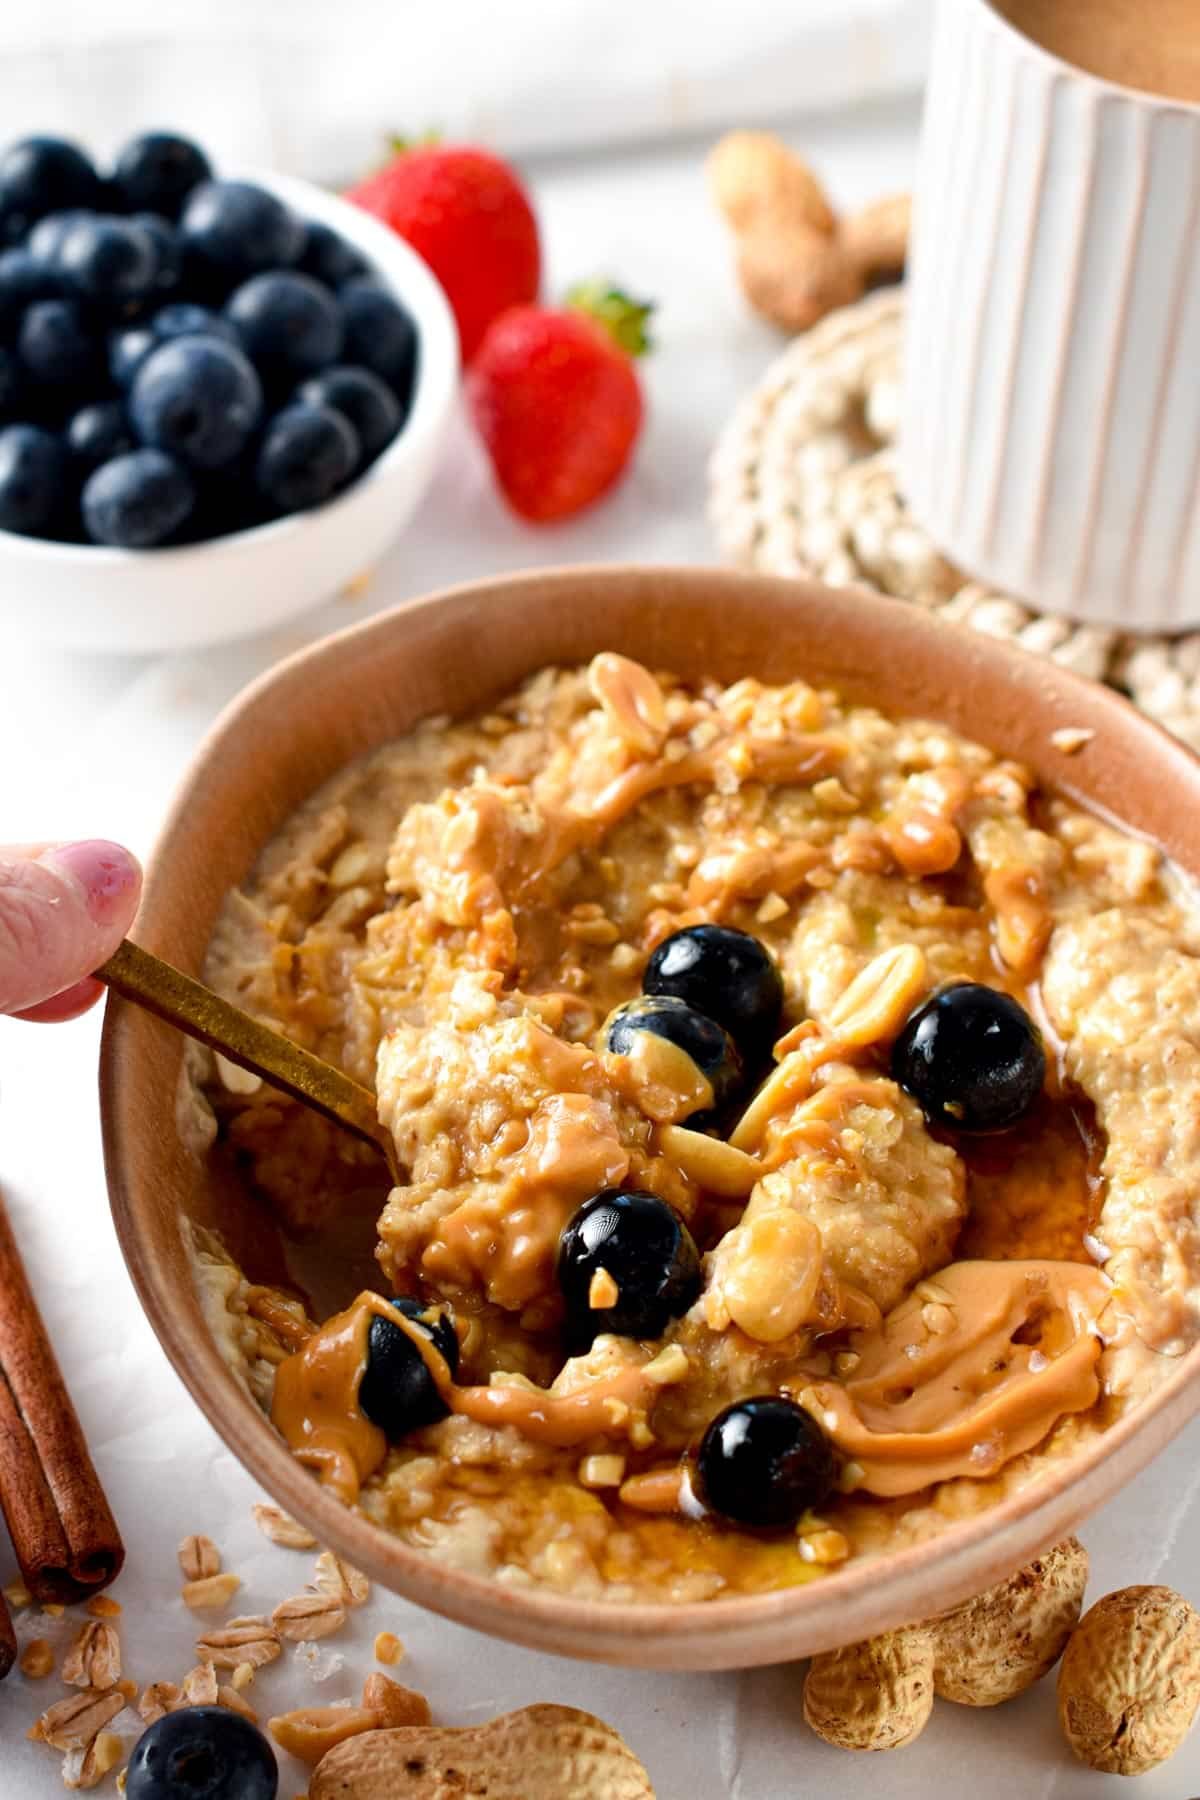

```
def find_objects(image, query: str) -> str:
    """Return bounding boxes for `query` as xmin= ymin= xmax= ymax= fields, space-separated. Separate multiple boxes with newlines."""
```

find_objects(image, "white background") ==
xmin=4 ymin=8 xmax=1200 ymax=1796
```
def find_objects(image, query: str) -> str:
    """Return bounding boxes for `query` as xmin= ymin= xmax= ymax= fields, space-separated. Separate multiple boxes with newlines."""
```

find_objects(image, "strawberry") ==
xmin=468 ymin=284 xmax=652 ymax=523
xmin=346 ymin=143 xmax=540 ymax=362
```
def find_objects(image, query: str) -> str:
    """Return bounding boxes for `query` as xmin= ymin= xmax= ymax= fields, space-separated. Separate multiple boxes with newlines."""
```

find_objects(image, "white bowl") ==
xmin=0 ymin=169 xmax=458 ymax=655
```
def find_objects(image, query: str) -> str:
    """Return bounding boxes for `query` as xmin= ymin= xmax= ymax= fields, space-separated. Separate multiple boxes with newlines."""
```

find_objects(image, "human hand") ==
xmin=0 ymin=841 xmax=142 ymax=1022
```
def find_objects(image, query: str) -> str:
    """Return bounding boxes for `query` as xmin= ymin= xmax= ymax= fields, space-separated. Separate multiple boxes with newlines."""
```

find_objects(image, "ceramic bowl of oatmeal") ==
xmin=101 ymin=565 xmax=1200 ymax=1669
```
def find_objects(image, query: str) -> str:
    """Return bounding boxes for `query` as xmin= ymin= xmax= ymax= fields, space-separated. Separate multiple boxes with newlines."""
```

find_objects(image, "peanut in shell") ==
xmin=309 ymin=1702 xmax=655 ymax=1799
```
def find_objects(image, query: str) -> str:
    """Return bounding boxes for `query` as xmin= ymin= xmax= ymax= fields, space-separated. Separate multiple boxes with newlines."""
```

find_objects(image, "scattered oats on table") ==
xmin=177 ymin=1533 xmax=222 ymax=1582
xmin=251 ymin=1502 xmax=317 ymax=1550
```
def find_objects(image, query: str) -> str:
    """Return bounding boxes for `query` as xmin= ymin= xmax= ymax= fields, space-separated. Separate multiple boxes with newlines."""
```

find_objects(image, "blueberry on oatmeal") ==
xmin=358 ymin=1298 xmax=458 ymax=1440
xmin=644 ymin=924 xmax=784 ymax=1054
xmin=891 ymin=982 xmax=1046 ymax=1133
xmin=696 ymin=1396 xmax=836 ymax=1530
xmin=558 ymin=1188 xmax=702 ymax=1345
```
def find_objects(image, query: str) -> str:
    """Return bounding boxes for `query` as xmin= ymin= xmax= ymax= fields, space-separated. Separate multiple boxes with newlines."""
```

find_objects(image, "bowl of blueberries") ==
xmin=0 ymin=132 xmax=458 ymax=654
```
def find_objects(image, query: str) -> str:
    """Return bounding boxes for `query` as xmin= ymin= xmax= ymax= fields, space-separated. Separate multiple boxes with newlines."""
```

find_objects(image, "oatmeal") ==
xmin=195 ymin=653 xmax=1200 ymax=1603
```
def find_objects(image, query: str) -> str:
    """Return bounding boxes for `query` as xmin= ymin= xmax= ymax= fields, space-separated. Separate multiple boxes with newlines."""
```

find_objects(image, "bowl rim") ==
xmin=0 ymin=165 xmax=459 ymax=569
xmin=101 ymin=565 xmax=1200 ymax=1663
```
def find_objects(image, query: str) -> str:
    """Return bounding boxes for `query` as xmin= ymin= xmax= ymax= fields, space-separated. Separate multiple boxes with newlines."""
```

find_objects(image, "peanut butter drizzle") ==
xmin=619 ymin=1467 xmax=687 ymax=1514
xmin=588 ymin=735 xmax=844 ymax=830
xmin=446 ymin=1364 xmax=654 ymax=1448
xmin=245 ymin=1287 xmax=315 ymax=1352
xmin=984 ymin=865 xmax=1053 ymax=977
xmin=271 ymin=1294 xmax=450 ymax=1505
xmin=879 ymin=811 xmax=963 ymax=877
xmin=804 ymin=1259 xmax=1111 ymax=1497
xmin=272 ymin=1292 xmax=669 ymax=1497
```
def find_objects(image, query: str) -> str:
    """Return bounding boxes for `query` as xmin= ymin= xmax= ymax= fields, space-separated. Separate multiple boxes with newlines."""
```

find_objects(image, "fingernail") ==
xmin=45 ymin=840 xmax=142 ymax=926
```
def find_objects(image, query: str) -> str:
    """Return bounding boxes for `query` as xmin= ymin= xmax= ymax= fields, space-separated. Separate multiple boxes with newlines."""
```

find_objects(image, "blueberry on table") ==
xmin=696 ymin=1396 xmax=835 ymax=1530
xmin=300 ymin=220 xmax=369 ymax=288
xmin=112 ymin=131 xmax=212 ymax=219
xmin=606 ymin=994 xmax=743 ymax=1114
xmin=298 ymin=364 xmax=402 ymax=464
xmin=180 ymin=179 xmax=306 ymax=281
xmin=82 ymin=448 xmax=194 ymax=547
xmin=358 ymin=1297 xmax=459 ymax=1440
xmin=0 ymin=423 xmax=66 ymax=535
xmin=17 ymin=299 xmax=99 ymax=388
xmin=891 ymin=981 xmax=1046 ymax=1133
xmin=130 ymin=336 xmax=263 ymax=469
xmin=645 ymin=924 xmax=784 ymax=1055
xmin=0 ymin=136 xmax=102 ymax=231
xmin=151 ymin=301 xmax=238 ymax=346
xmin=109 ymin=325 xmax=156 ymax=388
xmin=66 ymin=400 xmax=133 ymax=470
xmin=126 ymin=1705 xmax=277 ymax=1800
xmin=558 ymin=1188 xmax=701 ymax=1345
xmin=57 ymin=216 xmax=160 ymax=305
xmin=254 ymin=401 xmax=358 ymax=512
xmin=225 ymin=270 xmax=343 ymax=379
xmin=340 ymin=277 xmax=418 ymax=399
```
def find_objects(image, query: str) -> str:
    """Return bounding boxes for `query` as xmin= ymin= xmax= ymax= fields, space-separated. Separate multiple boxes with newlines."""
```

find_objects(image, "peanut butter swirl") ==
xmin=804 ymin=1258 xmax=1112 ymax=1497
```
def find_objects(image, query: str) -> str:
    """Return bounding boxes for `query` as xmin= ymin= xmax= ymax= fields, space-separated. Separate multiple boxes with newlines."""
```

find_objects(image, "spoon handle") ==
xmin=96 ymin=940 xmax=398 ymax=1179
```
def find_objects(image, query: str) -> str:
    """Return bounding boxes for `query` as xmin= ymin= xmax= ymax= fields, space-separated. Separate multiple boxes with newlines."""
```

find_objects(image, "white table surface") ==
xmin=4 ymin=101 xmax=1200 ymax=1798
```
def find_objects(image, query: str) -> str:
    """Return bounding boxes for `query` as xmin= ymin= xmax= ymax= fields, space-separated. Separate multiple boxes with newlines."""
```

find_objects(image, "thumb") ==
xmin=0 ymin=841 xmax=142 ymax=1019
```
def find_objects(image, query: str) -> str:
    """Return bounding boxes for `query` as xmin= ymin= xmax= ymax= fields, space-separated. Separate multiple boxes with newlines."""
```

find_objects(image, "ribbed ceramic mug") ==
xmin=899 ymin=0 xmax=1200 ymax=632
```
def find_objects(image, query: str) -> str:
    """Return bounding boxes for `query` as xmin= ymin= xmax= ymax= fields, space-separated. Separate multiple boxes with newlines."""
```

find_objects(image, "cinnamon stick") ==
xmin=0 ymin=1189 xmax=123 ymax=1604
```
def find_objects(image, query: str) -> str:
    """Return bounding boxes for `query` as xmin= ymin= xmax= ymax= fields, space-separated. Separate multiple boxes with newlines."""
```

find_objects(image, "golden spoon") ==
xmin=96 ymin=940 xmax=400 ymax=1182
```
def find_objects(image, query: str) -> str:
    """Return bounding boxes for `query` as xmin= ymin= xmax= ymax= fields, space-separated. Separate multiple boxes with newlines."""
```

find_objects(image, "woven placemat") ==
xmin=709 ymin=289 xmax=1200 ymax=750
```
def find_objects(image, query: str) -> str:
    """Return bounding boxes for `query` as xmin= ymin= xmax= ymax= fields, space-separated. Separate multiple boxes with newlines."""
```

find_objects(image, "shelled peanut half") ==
xmin=708 ymin=129 xmax=909 ymax=333
xmin=802 ymin=1539 xmax=1200 ymax=1778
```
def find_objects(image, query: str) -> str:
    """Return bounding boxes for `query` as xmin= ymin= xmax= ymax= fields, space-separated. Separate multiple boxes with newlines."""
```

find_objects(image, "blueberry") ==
xmin=645 ymin=925 xmax=784 ymax=1056
xmin=340 ymin=278 xmax=417 ymax=400
xmin=130 ymin=336 xmax=263 ymax=469
xmin=151 ymin=302 xmax=238 ymax=346
xmin=0 ymin=248 xmax=63 ymax=323
xmin=112 ymin=131 xmax=212 ymax=219
xmin=81 ymin=447 xmax=194 ymax=548
xmin=225 ymin=271 xmax=343 ymax=379
xmin=126 ymin=1705 xmax=277 ymax=1800
xmin=17 ymin=300 xmax=99 ymax=388
xmin=696 ymin=1397 xmax=835 ymax=1530
xmin=301 ymin=221 xmax=369 ymax=288
xmin=0 ymin=424 xmax=66 ymax=535
xmin=180 ymin=180 xmax=306 ymax=282
xmin=890 ymin=982 xmax=1046 ymax=1133
xmin=254 ymin=402 xmax=357 ymax=512
xmin=0 ymin=137 xmax=102 ymax=233
xmin=57 ymin=216 xmax=160 ymax=306
xmin=297 ymin=364 xmax=401 ymax=465
xmin=558 ymin=1189 xmax=701 ymax=1345
xmin=359 ymin=1297 xmax=459 ymax=1440
xmin=606 ymin=995 xmax=743 ymax=1115
xmin=109 ymin=326 xmax=156 ymax=388
xmin=131 ymin=213 xmax=183 ymax=295
xmin=66 ymin=400 xmax=133 ymax=470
